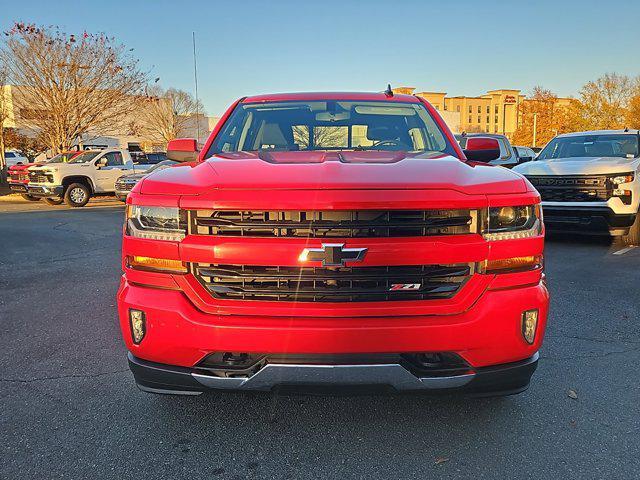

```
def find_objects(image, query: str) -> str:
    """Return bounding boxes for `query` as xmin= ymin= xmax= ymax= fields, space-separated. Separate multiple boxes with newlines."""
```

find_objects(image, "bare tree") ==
xmin=140 ymin=86 xmax=204 ymax=145
xmin=0 ymin=23 xmax=147 ymax=153
xmin=292 ymin=125 xmax=350 ymax=149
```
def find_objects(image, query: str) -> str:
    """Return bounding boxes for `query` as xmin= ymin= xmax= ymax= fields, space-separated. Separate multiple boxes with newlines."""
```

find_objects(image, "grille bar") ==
xmin=191 ymin=209 xmax=476 ymax=238
xmin=28 ymin=173 xmax=51 ymax=183
xmin=10 ymin=172 xmax=29 ymax=182
xmin=197 ymin=265 xmax=470 ymax=281
xmin=193 ymin=263 xmax=471 ymax=302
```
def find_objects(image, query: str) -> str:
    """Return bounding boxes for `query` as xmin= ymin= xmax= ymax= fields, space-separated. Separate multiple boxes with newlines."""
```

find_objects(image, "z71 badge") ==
xmin=389 ymin=284 xmax=422 ymax=291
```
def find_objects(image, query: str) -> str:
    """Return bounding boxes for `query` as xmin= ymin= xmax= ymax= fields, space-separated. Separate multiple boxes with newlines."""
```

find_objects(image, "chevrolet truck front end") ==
xmin=118 ymin=187 xmax=548 ymax=396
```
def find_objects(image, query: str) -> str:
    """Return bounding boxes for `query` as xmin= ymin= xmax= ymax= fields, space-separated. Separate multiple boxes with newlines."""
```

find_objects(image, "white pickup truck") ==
xmin=514 ymin=130 xmax=640 ymax=245
xmin=27 ymin=148 xmax=151 ymax=207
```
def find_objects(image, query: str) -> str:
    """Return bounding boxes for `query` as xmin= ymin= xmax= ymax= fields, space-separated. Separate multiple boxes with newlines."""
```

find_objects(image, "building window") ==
xmin=486 ymin=106 xmax=490 ymax=114
xmin=456 ymin=106 xmax=460 ymax=112
xmin=495 ymin=105 xmax=499 ymax=114
xmin=477 ymin=116 xmax=481 ymax=123
xmin=486 ymin=116 xmax=490 ymax=123
xmin=468 ymin=116 xmax=472 ymax=123
xmin=477 ymin=106 xmax=481 ymax=113
xmin=468 ymin=106 xmax=472 ymax=113
xmin=444 ymin=104 xmax=447 ymax=111
xmin=494 ymin=115 xmax=499 ymax=123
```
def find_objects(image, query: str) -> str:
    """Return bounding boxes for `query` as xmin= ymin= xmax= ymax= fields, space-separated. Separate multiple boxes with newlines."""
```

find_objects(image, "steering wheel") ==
xmin=369 ymin=139 xmax=406 ymax=151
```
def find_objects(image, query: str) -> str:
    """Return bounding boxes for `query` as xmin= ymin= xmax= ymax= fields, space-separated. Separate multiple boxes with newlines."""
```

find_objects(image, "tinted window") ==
xmin=145 ymin=153 xmax=168 ymax=164
xmin=104 ymin=152 xmax=124 ymax=166
xmin=208 ymin=100 xmax=449 ymax=157
xmin=5 ymin=152 xmax=16 ymax=158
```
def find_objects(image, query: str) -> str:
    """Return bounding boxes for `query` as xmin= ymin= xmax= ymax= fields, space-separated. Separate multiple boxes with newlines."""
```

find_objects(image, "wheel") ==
xmin=21 ymin=194 xmax=41 ymax=202
xmin=64 ymin=183 xmax=91 ymax=207
xmin=622 ymin=211 xmax=640 ymax=246
xmin=43 ymin=197 xmax=64 ymax=206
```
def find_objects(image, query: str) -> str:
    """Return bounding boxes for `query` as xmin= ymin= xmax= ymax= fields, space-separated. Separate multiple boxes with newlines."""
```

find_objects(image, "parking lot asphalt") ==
xmin=1 ymin=196 xmax=639 ymax=480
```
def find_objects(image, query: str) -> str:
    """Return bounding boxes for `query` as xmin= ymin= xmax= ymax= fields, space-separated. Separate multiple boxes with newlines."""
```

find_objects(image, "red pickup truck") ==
xmin=8 ymin=151 xmax=81 ymax=203
xmin=118 ymin=92 xmax=548 ymax=397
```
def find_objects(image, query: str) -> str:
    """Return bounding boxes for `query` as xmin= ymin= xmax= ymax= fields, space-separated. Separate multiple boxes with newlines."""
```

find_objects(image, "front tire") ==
xmin=64 ymin=183 xmax=91 ymax=207
xmin=21 ymin=194 xmax=41 ymax=202
xmin=622 ymin=211 xmax=640 ymax=246
xmin=43 ymin=197 xmax=64 ymax=206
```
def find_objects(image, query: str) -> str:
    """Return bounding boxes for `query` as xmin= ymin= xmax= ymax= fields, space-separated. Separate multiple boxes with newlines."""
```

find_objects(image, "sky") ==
xmin=2 ymin=0 xmax=639 ymax=116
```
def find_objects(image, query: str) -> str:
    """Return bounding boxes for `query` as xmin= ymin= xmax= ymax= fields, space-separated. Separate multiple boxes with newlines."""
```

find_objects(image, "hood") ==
xmin=29 ymin=162 xmax=93 ymax=173
xmin=139 ymin=151 xmax=528 ymax=196
xmin=514 ymin=156 xmax=640 ymax=176
xmin=118 ymin=172 xmax=146 ymax=182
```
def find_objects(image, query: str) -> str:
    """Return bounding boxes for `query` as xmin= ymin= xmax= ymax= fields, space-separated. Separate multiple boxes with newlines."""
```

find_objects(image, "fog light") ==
xmin=129 ymin=309 xmax=146 ymax=344
xmin=521 ymin=309 xmax=538 ymax=344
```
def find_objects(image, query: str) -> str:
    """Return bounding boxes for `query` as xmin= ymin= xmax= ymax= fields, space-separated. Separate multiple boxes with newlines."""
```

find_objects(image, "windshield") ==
xmin=538 ymin=134 xmax=639 ymax=160
xmin=46 ymin=152 xmax=77 ymax=164
xmin=146 ymin=160 xmax=177 ymax=173
xmin=68 ymin=151 xmax=100 ymax=164
xmin=207 ymin=100 xmax=449 ymax=157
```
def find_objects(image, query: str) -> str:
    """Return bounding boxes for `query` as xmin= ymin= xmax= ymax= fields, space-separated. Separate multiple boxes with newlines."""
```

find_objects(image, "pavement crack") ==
xmin=0 ymin=368 xmax=129 ymax=384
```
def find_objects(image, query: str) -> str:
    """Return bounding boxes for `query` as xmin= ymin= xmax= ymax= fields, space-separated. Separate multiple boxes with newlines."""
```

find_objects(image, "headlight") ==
xmin=483 ymin=204 xmax=542 ymax=241
xmin=126 ymin=205 xmax=187 ymax=241
xmin=611 ymin=174 xmax=634 ymax=185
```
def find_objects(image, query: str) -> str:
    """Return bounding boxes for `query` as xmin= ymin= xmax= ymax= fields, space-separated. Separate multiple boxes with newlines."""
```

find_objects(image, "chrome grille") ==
xmin=115 ymin=181 xmax=135 ymax=191
xmin=10 ymin=171 xmax=28 ymax=182
xmin=28 ymin=172 xmax=51 ymax=183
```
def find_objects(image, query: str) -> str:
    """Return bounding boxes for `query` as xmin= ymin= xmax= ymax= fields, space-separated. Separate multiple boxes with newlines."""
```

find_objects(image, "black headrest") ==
xmin=367 ymin=125 xmax=400 ymax=142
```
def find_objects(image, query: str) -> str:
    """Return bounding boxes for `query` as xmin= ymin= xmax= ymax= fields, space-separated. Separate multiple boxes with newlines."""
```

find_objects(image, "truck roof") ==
xmin=242 ymin=92 xmax=421 ymax=104
xmin=556 ymin=129 xmax=640 ymax=137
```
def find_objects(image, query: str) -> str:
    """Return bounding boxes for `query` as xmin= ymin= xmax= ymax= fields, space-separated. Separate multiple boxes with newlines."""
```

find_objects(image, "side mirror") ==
xmin=463 ymin=137 xmax=501 ymax=163
xmin=519 ymin=156 xmax=533 ymax=163
xmin=167 ymin=138 xmax=199 ymax=162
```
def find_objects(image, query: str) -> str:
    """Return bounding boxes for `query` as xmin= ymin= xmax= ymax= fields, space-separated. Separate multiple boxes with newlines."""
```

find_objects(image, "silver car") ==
xmin=115 ymin=160 xmax=178 ymax=201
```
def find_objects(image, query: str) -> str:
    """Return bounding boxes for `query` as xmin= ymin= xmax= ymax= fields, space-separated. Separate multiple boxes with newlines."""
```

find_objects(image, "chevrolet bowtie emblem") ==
xmin=298 ymin=243 xmax=368 ymax=266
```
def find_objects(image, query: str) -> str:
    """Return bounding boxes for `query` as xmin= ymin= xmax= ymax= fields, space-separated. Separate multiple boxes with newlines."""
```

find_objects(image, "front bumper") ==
xmin=9 ymin=183 xmax=28 ymax=193
xmin=27 ymin=185 xmax=63 ymax=198
xmin=542 ymin=205 xmax=636 ymax=236
xmin=128 ymin=351 xmax=539 ymax=396
xmin=118 ymin=276 xmax=548 ymax=395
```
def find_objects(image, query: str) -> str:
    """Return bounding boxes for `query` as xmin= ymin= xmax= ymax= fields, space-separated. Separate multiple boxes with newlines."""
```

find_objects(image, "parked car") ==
xmin=3 ymin=150 xmax=29 ymax=167
xmin=8 ymin=151 xmax=82 ymax=202
xmin=26 ymin=148 xmax=152 ymax=207
xmin=514 ymin=129 xmax=640 ymax=244
xmin=119 ymin=91 xmax=548 ymax=397
xmin=514 ymin=146 xmax=537 ymax=164
xmin=456 ymin=133 xmax=519 ymax=168
xmin=115 ymin=160 xmax=178 ymax=201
